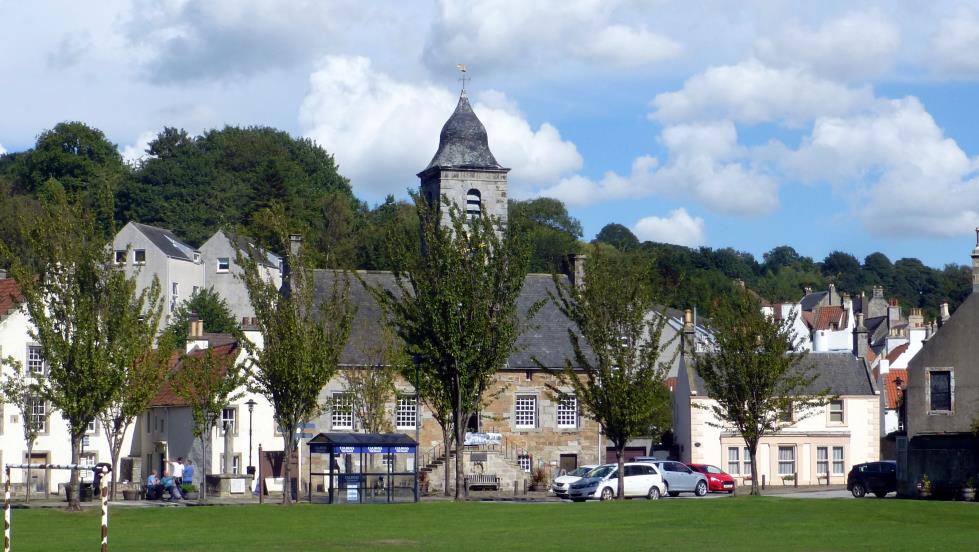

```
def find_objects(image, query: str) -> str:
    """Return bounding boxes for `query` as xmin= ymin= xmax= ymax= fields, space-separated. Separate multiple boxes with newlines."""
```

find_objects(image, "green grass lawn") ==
xmin=7 ymin=497 xmax=979 ymax=551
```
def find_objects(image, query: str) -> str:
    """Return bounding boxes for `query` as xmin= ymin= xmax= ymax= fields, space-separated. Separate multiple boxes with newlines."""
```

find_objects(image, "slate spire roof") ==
xmin=421 ymin=92 xmax=505 ymax=173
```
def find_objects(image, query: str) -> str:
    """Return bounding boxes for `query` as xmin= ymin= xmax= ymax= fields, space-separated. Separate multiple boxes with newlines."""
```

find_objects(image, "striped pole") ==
xmin=100 ymin=467 xmax=109 ymax=552
xmin=4 ymin=466 xmax=10 ymax=552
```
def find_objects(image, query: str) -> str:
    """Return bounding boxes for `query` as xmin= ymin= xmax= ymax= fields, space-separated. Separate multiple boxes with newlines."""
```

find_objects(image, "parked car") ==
xmin=568 ymin=463 xmax=666 ymax=501
xmin=551 ymin=465 xmax=597 ymax=498
xmin=847 ymin=461 xmax=897 ymax=498
xmin=688 ymin=464 xmax=736 ymax=493
xmin=642 ymin=459 xmax=709 ymax=497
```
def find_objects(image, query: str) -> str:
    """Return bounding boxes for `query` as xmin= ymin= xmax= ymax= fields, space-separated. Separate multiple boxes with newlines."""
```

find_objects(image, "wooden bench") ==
xmin=465 ymin=474 xmax=500 ymax=491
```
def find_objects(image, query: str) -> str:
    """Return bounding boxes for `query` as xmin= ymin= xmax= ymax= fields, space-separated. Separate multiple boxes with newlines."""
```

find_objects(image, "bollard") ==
xmin=513 ymin=480 xmax=518 ymax=496
xmin=100 ymin=467 xmax=110 ymax=552
xmin=762 ymin=474 xmax=766 ymax=490
xmin=826 ymin=471 xmax=830 ymax=486
xmin=4 ymin=466 xmax=10 ymax=552
xmin=794 ymin=472 xmax=798 ymax=488
xmin=523 ymin=479 xmax=528 ymax=495
xmin=258 ymin=445 xmax=264 ymax=504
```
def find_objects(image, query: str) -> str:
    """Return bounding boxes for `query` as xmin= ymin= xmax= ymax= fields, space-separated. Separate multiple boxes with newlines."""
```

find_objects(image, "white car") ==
xmin=551 ymin=465 xmax=597 ymax=498
xmin=568 ymin=462 xmax=666 ymax=501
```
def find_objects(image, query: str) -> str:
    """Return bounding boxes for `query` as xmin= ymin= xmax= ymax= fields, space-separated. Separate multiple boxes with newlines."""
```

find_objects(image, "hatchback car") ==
xmin=688 ymin=464 xmax=736 ymax=493
xmin=568 ymin=463 xmax=666 ymax=501
xmin=645 ymin=460 xmax=710 ymax=497
xmin=847 ymin=461 xmax=897 ymax=498
xmin=551 ymin=465 xmax=597 ymax=498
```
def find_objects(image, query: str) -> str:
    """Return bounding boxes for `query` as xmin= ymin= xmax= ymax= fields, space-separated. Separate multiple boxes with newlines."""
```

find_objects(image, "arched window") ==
xmin=466 ymin=189 xmax=481 ymax=217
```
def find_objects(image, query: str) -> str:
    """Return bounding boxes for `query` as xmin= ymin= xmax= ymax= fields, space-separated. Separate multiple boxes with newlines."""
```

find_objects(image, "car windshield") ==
xmin=586 ymin=466 xmax=615 ymax=479
xmin=706 ymin=465 xmax=723 ymax=474
xmin=568 ymin=467 xmax=592 ymax=477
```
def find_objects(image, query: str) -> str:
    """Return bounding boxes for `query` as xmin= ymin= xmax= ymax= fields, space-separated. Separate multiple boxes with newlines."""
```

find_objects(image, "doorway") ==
xmin=559 ymin=454 xmax=578 ymax=475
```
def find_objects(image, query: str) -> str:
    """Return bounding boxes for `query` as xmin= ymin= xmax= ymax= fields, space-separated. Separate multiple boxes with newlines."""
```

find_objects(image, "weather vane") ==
xmin=456 ymin=64 xmax=469 ymax=93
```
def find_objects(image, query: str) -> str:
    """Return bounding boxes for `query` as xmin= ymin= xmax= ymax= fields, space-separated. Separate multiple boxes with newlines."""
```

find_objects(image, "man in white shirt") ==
xmin=171 ymin=457 xmax=185 ymax=486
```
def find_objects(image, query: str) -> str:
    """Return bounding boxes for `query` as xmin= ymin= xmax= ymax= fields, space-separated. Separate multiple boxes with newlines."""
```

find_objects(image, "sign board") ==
xmin=230 ymin=478 xmax=246 ymax=494
xmin=331 ymin=446 xmax=416 ymax=455
xmin=470 ymin=452 xmax=487 ymax=462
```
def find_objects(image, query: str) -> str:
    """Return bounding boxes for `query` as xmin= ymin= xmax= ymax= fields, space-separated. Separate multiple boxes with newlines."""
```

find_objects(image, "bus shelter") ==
xmin=307 ymin=432 xmax=418 ymax=504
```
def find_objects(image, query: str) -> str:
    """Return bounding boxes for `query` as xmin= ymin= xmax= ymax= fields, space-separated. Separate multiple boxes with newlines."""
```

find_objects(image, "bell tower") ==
xmin=417 ymin=90 xmax=509 ymax=228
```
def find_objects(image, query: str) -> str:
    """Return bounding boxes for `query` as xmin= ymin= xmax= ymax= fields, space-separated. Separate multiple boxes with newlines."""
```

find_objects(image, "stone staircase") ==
xmin=424 ymin=448 xmax=530 ymax=494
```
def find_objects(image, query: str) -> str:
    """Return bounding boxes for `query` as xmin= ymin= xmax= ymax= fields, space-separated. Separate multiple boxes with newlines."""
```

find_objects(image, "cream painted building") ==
xmin=673 ymin=317 xmax=880 ymax=486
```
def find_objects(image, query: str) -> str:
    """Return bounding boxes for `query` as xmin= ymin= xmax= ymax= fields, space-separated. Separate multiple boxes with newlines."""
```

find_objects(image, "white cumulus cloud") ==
xmin=299 ymin=56 xmax=582 ymax=200
xmin=632 ymin=208 xmax=706 ymax=247
xmin=121 ymin=131 xmax=158 ymax=165
xmin=423 ymin=0 xmax=681 ymax=74
xmin=650 ymin=59 xmax=875 ymax=127
xmin=754 ymin=11 xmax=900 ymax=81
xmin=0 ymin=143 xmax=6 ymax=155
xmin=928 ymin=8 xmax=979 ymax=79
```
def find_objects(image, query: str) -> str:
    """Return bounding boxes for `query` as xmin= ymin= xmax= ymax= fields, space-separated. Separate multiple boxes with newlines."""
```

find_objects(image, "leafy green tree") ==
xmin=369 ymin=193 xmax=538 ymax=500
xmin=0 ymin=362 xmax=44 ymax=503
xmin=169 ymin=346 xmax=247 ymax=503
xmin=4 ymin=122 xmax=127 ymax=196
xmin=510 ymin=198 xmax=582 ymax=272
xmin=359 ymin=196 xmax=419 ymax=271
xmin=99 ymin=317 xmax=174 ymax=500
xmin=594 ymin=223 xmax=639 ymax=252
xmin=545 ymin=249 xmax=674 ymax=500
xmin=165 ymin=288 xmax=240 ymax=348
xmin=821 ymin=251 xmax=863 ymax=292
xmin=235 ymin=205 xmax=355 ymax=505
xmin=3 ymin=189 xmax=160 ymax=510
xmin=694 ymin=286 xmax=829 ymax=496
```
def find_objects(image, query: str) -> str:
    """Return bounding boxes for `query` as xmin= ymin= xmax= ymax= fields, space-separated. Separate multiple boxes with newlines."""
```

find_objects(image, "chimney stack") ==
xmin=972 ymin=228 xmax=979 ymax=294
xmin=289 ymin=234 xmax=303 ymax=257
xmin=188 ymin=313 xmax=203 ymax=338
xmin=940 ymin=302 xmax=950 ymax=324
xmin=682 ymin=309 xmax=696 ymax=358
xmin=853 ymin=312 xmax=868 ymax=359
xmin=828 ymin=283 xmax=839 ymax=305
xmin=565 ymin=254 xmax=587 ymax=289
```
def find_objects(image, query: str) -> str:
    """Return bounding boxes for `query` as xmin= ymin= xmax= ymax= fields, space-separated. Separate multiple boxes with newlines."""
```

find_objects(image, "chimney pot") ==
xmin=565 ymin=254 xmax=587 ymax=289
xmin=289 ymin=234 xmax=303 ymax=257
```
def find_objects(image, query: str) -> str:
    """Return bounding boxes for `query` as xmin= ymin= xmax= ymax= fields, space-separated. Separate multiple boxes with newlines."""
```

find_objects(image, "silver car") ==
xmin=644 ymin=460 xmax=709 ymax=497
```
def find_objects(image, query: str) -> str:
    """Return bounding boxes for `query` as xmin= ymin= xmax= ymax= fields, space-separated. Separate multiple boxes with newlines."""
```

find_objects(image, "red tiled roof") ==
xmin=0 ymin=279 xmax=24 ymax=322
xmin=814 ymin=306 xmax=847 ymax=331
xmin=886 ymin=343 xmax=909 ymax=364
xmin=801 ymin=311 xmax=816 ymax=329
xmin=883 ymin=369 xmax=908 ymax=410
xmin=151 ymin=342 xmax=240 ymax=408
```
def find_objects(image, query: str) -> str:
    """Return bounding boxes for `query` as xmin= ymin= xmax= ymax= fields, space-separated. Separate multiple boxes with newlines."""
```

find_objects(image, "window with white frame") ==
xmin=727 ymin=447 xmax=740 ymax=475
xmin=556 ymin=395 xmax=577 ymax=428
xmin=778 ymin=446 xmax=795 ymax=475
xmin=219 ymin=454 xmax=241 ymax=475
xmin=134 ymin=249 xmax=146 ymax=265
xmin=514 ymin=395 xmax=537 ymax=428
xmin=332 ymin=393 xmax=353 ymax=429
xmin=395 ymin=395 xmax=417 ymax=430
xmin=832 ymin=446 xmax=845 ymax=475
xmin=27 ymin=345 xmax=44 ymax=375
xmin=30 ymin=400 xmax=47 ymax=433
xmin=222 ymin=407 xmax=237 ymax=434
xmin=816 ymin=447 xmax=829 ymax=475
xmin=86 ymin=419 xmax=96 ymax=434
xmin=517 ymin=454 xmax=531 ymax=472
xmin=114 ymin=250 xmax=126 ymax=265
xmin=170 ymin=282 xmax=180 ymax=313
xmin=743 ymin=447 xmax=752 ymax=476
xmin=829 ymin=400 xmax=844 ymax=423
xmin=217 ymin=258 xmax=230 ymax=273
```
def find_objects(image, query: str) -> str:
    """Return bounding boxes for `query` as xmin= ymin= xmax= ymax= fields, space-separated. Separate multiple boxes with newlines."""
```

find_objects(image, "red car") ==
xmin=688 ymin=464 xmax=736 ymax=493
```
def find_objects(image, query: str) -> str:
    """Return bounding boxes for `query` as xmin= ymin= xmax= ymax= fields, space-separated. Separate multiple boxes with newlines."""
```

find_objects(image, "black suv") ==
xmin=847 ymin=461 xmax=897 ymax=498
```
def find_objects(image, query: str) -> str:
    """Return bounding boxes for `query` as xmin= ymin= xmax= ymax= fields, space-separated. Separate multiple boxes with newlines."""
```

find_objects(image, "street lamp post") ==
xmin=246 ymin=399 xmax=257 ymax=474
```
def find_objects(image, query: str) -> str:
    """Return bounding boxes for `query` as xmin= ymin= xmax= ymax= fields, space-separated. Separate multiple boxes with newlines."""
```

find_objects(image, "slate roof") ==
xmin=683 ymin=351 xmax=876 ymax=397
xmin=150 ymin=342 xmax=240 ymax=407
xmin=0 ymin=278 xmax=24 ymax=323
xmin=312 ymin=270 xmax=581 ymax=370
xmin=232 ymin=234 xmax=281 ymax=270
xmin=420 ymin=93 xmax=505 ymax=174
xmin=883 ymin=369 xmax=908 ymax=410
xmin=133 ymin=222 xmax=197 ymax=262
xmin=800 ymin=291 xmax=828 ymax=311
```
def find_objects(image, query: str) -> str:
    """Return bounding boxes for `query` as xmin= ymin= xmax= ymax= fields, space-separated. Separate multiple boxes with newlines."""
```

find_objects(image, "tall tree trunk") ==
xmin=748 ymin=440 xmax=760 ymax=496
xmin=104 ymin=424 xmax=123 ymax=502
xmin=453 ymin=373 xmax=464 ymax=501
xmin=25 ymin=442 xmax=33 ymax=504
xmin=67 ymin=432 xmax=82 ymax=511
xmin=281 ymin=430 xmax=294 ymax=505
xmin=199 ymin=434 xmax=208 ymax=503
xmin=442 ymin=428 xmax=451 ymax=497
xmin=616 ymin=447 xmax=625 ymax=500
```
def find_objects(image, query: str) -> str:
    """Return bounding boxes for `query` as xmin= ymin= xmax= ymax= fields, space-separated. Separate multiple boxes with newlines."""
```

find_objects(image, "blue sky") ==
xmin=3 ymin=1 xmax=979 ymax=268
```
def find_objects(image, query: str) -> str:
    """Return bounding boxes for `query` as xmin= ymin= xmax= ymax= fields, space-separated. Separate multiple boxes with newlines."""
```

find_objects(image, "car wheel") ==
xmin=647 ymin=486 xmax=661 ymax=500
xmin=874 ymin=491 xmax=888 ymax=498
xmin=600 ymin=487 xmax=615 ymax=501
xmin=695 ymin=481 xmax=708 ymax=497
xmin=851 ymin=483 xmax=866 ymax=498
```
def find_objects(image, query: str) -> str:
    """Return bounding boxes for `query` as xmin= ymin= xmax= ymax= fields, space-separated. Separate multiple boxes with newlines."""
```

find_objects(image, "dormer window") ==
xmin=465 ymin=189 xmax=481 ymax=218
